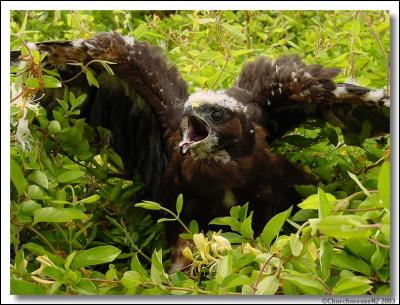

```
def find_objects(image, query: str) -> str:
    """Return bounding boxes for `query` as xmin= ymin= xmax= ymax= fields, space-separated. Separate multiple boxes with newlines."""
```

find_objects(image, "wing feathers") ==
xmin=38 ymin=32 xmax=188 ymax=132
xmin=13 ymin=32 xmax=189 ymax=197
xmin=236 ymin=55 xmax=389 ymax=143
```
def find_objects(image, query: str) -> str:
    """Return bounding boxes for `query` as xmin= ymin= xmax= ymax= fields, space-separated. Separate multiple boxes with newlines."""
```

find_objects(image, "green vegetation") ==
xmin=10 ymin=10 xmax=390 ymax=295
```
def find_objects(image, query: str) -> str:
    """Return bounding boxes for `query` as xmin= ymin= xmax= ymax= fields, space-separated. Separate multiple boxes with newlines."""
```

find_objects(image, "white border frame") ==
xmin=1 ymin=1 xmax=399 ymax=304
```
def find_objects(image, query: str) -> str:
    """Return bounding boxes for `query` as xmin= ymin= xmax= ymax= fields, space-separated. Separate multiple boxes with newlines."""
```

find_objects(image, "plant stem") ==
xmin=333 ymin=190 xmax=378 ymax=212
xmin=337 ymin=207 xmax=384 ymax=212
xmin=26 ymin=225 xmax=57 ymax=254
xmin=159 ymin=206 xmax=191 ymax=234
xmin=211 ymin=12 xmax=231 ymax=90
xmin=359 ymin=11 xmax=390 ymax=94
xmin=252 ymin=254 xmax=276 ymax=295
xmin=296 ymin=220 xmax=310 ymax=236
xmin=368 ymin=238 xmax=390 ymax=249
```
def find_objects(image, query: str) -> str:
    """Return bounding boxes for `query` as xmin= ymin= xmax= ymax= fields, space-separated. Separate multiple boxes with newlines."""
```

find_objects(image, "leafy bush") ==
xmin=10 ymin=10 xmax=390 ymax=295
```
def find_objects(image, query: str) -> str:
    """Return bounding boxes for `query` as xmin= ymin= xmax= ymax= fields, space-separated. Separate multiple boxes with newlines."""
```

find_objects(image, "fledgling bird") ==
xmin=11 ymin=32 xmax=390 ymax=269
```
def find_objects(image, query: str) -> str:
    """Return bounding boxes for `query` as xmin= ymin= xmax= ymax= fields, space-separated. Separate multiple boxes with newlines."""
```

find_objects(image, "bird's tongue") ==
xmin=178 ymin=139 xmax=193 ymax=154
xmin=178 ymin=116 xmax=209 ymax=154
xmin=181 ymin=143 xmax=191 ymax=154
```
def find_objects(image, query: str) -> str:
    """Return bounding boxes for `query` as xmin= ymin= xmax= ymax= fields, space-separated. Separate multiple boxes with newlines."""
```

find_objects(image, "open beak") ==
xmin=179 ymin=114 xmax=211 ymax=154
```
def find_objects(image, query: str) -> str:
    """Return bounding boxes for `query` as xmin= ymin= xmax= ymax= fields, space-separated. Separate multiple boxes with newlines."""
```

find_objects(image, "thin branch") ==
xmin=309 ymin=273 xmax=334 ymax=295
xmin=252 ymin=254 xmax=276 ymax=295
xmin=359 ymin=11 xmax=390 ymax=93
xmin=26 ymin=225 xmax=57 ymax=254
xmin=368 ymin=238 xmax=390 ymax=249
xmin=336 ymin=207 xmax=384 ymax=212
xmin=211 ymin=12 xmax=231 ymax=90
xmin=333 ymin=190 xmax=378 ymax=212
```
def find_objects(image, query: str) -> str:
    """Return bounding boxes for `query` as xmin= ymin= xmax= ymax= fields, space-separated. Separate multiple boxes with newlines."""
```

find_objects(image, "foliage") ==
xmin=10 ymin=10 xmax=390 ymax=295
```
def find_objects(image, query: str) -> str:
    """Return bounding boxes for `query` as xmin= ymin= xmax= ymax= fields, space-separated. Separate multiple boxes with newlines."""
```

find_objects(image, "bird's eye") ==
xmin=210 ymin=110 xmax=224 ymax=122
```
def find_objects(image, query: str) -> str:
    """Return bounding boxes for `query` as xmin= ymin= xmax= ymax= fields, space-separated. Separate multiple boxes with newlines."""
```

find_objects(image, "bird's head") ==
xmin=179 ymin=88 xmax=260 ymax=162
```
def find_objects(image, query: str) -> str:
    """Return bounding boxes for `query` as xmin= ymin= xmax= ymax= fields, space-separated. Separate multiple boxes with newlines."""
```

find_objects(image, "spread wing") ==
xmin=235 ymin=55 xmax=390 ymax=145
xmin=11 ymin=32 xmax=188 ymax=196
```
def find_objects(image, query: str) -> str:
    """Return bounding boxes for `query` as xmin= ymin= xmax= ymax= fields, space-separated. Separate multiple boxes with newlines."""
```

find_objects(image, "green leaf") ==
xmin=332 ymin=251 xmax=371 ymax=276
xmin=86 ymin=70 xmax=99 ymax=88
xmin=48 ymin=120 xmax=61 ymax=134
xmin=135 ymin=201 xmax=162 ymax=211
xmin=281 ymin=135 xmax=315 ymax=147
xmin=131 ymin=254 xmax=148 ymax=278
xmin=375 ymin=284 xmax=390 ymax=295
xmin=359 ymin=120 xmax=372 ymax=143
xmin=294 ymin=185 xmax=317 ymax=197
xmin=70 ymin=246 xmax=121 ymax=269
xmin=317 ymin=215 xmax=372 ymax=239
xmin=110 ymin=180 xmax=123 ymax=202
xmin=121 ymin=271 xmax=142 ymax=289
xmin=25 ymin=77 xmax=39 ymax=89
xmin=348 ymin=171 xmax=370 ymax=196
xmin=65 ymin=251 xmax=77 ymax=269
xmin=282 ymin=270 xmax=326 ymax=295
xmin=378 ymin=161 xmax=390 ymax=209
xmin=57 ymin=170 xmax=85 ymax=183
xmin=10 ymin=158 xmax=28 ymax=195
xmin=157 ymin=217 xmax=176 ymax=223
xmin=27 ymin=170 xmax=48 ymax=189
xmin=255 ymin=274 xmax=280 ymax=295
xmin=23 ymin=242 xmax=64 ymax=266
xmin=20 ymin=200 xmax=41 ymax=215
xmin=10 ymin=279 xmax=45 ymax=295
xmin=189 ymin=220 xmax=199 ymax=234
xmin=319 ymin=237 xmax=333 ymax=281
xmin=231 ymin=49 xmax=253 ymax=56
xmin=332 ymin=276 xmax=372 ymax=295
xmin=209 ymin=216 xmax=241 ymax=232
xmin=76 ymin=194 xmax=101 ymax=204
xmin=221 ymin=274 xmax=251 ymax=289
xmin=261 ymin=206 xmax=292 ymax=247
xmin=298 ymin=193 xmax=336 ymax=210
xmin=43 ymin=75 xmax=62 ymax=88
xmin=27 ymin=185 xmax=48 ymax=200
xmin=70 ymin=93 xmax=87 ymax=110
xmin=371 ymin=246 xmax=387 ymax=271
xmin=133 ymin=23 xmax=148 ymax=38
xmin=221 ymin=23 xmax=243 ymax=40
xmin=176 ymin=194 xmax=183 ymax=215
xmin=75 ymin=278 xmax=97 ymax=295
xmin=289 ymin=233 xmax=303 ymax=257
xmin=42 ymin=266 xmax=65 ymax=282
xmin=198 ymin=18 xmax=215 ymax=24
xmin=14 ymin=249 xmax=26 ymax=274
xmin=33 ymin=207 xmax=85 ymax=223
xmin=240 ymin=212 xmax=254 ymax=240
xmin=351 ymin=17 xmax=361 ymax=36
xmin=317 ymin=188 xmax=331 ymax=219
xmin=151 ymin=249 xmax=167 ymax=286
xmin=216 ymin=254 xmax=233 ymax=285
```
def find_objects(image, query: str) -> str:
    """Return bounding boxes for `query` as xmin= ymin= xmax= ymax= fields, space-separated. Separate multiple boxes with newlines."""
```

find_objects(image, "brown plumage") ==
xmin=11 ymin=32 xmax=390 ymax=265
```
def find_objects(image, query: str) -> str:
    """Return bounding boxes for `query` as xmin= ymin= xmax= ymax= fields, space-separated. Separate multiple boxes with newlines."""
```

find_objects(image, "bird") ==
xmin=11 ymin=32 xmax=390 ymax=269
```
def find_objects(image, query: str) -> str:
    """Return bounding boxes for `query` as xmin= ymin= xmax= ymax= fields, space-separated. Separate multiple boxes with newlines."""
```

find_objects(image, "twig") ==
xmin=336 ymin=207 xmax=384 ymax=212
xmin=10 ymin=89 xmax=25 ymax=103
xmin=62 ymin=59 xmax=113 ymax=84
xmin=333 ymin=190 xmax=378 ymax=212
xmin=348 ymin=12 xmax=358 ymax=79
xmin=120 ymin=218 xmax=152 ymax=263
xmin=309 ymin=273 xmax=334 ymax=295
xmin=359 ymin=11 xmax=390 ymax=93
xmin=252 ymin=254 xmax=276 ymax=295
xmin=26 ymin=225 xmax=57 ymax=254
xmin=211 ymin=12 xmax=231 ymax=90
xmin=368 ymin=238 xmax=390 ymax=249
